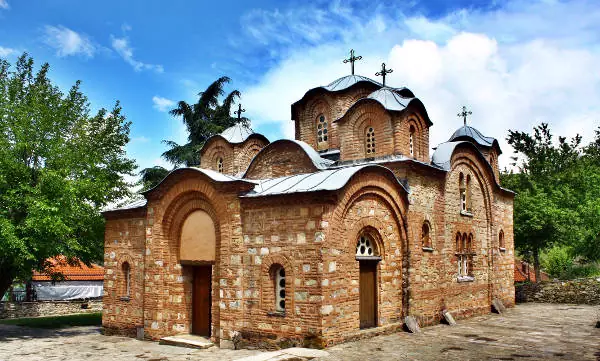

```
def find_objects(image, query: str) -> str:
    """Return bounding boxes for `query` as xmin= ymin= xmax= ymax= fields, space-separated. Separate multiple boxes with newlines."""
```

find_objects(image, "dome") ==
xmin=219 ymin=123 xmax=255 ymax=144
xmin=448 ymin=125 xmax=501 ymax=154
xmin=323 ymin=75 xmax=383 ymax=92
xmin=366 ymin=87 xmax=415 ymax=111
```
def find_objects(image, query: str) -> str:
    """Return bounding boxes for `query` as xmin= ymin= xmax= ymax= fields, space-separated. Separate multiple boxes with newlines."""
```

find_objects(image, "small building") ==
xmin=514 ymin=258 xmax=550 ymax=283
xmin=32 ymin=257 xmax=104 ymax=301
xmin=102 ymin=71 xmax=515 ymax=346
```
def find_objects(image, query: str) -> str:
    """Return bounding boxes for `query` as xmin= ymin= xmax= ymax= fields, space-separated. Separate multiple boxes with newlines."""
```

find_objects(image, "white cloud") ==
xmin=0 ymin=0 xmax=8 ymax=9
xmin=43 ymin=25 xmax=96 ymax=57
xmin=111 ymin=36 xmax=163 ymax=73
xmin=0 ymin=46 xmax=16 ymax=57
xmin=240 ymin=0 xmax=600 ymax=168
xmin=152 ymin=96 xmax=175 ymax=112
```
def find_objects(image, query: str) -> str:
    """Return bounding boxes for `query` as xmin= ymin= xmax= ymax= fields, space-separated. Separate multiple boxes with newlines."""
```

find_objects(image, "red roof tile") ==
xmin=32 ymin=256 xmax=104 ymax=281
xmin=514 ymin=258 xmax=549 ymax=283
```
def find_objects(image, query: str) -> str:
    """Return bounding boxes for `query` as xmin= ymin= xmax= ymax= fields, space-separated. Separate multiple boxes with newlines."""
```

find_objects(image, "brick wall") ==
xmin=245 ymin=142 xmax=317 ymax=179
xmin=200 ymin=136 xmax=268 ymax=175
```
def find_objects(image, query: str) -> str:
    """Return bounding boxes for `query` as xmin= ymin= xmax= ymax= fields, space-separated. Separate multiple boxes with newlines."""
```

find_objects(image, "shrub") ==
xmin=541 ymin=245 xmax=573 ymax=278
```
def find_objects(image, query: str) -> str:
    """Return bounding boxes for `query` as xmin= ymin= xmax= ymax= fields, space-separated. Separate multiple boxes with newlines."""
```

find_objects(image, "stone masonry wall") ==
xmin=245 ymin=142 xmax=317 ymax=179
xmin=102 ymin=211 xmax=146 ymax=337
xmin=0 ymin=299 xmax=102 ymax=319
xmin=516 ymin=278 xmax=600 ymax=304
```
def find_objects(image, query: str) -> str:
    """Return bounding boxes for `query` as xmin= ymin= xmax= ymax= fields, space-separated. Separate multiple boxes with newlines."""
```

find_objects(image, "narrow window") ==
xmin=422 ymin=222 xmax=431 ymax=249
xmin=409 ymin=125 xmax=415 ymax=157
xmin=274 ymin=266 xmax=286 ymax=312
xmin=365 ymin=127 xmax=376 ymax=156
xmin=317 ymin=115 xmax=328 ymax=143
xmin=466 ymin=175 xmax=472 ymax=212
xmin=122 ymin=262 xmax=131 ymax=297
xmin=499 ymin=230 xmax=505 ymax=250
xmin=217 ymin=157 xmax=224 ymax=173
xmin=459 ymin=173 xmax=467 ymax=212
xmin=456 ymin=232 xmax=473 ymax=280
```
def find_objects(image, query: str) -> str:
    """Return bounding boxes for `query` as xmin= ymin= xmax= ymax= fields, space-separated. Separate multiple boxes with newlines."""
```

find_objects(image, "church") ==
xmin=101 ymin=56 xmax=515 ymax=348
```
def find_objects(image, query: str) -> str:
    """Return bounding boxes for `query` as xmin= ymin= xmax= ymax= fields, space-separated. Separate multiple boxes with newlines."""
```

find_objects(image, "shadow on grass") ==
xmin=0 ymin=312 xmax=102 ymax=329
xmin=0 ymin=313 xmax=103 ymax=342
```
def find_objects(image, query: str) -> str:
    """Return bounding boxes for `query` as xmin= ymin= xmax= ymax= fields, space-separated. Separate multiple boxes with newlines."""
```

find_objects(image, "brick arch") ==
xmin=202 ymin=141 xmax=234 ymax=173
xmin=344 ymin=105 xmax=393 ymax=159
xmin=347 ymin=219 xmax=387 ymax=259
xmin=304 ymin=97 xmax=332 ymax=148
xmin=404 ymin=114 xmax=427 ymax=159
xmin=449 ymin=155 xmax=495 ymax=226
xmin=236 ymin=138 xmax=267 ymax=174
xmin=260 ymin=253 xmax=296 ymax=316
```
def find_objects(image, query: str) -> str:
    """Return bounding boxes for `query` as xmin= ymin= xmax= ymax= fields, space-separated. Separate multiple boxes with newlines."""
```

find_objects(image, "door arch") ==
xmin=356 ymin=232 xmax=380 ymax=329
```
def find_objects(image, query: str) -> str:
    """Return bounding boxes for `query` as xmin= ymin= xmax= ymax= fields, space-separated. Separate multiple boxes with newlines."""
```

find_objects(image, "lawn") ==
xmin=0 ymin=312 xmax=102 ymax=328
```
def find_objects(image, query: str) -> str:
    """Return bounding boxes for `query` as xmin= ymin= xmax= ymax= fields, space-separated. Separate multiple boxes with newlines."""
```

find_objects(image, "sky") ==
xmin=1 ymin=0 xmax=600 ymax=177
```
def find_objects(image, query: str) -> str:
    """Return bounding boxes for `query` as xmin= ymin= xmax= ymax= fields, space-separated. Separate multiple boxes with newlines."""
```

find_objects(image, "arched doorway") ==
xmin=180 ymin=210 xmax=216 ymax=336
xmin=355 ymin=232 xmax=380 ymax=329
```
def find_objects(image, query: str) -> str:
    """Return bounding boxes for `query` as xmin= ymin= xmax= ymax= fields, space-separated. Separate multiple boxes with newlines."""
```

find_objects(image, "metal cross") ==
xmin=375 ymin=63 xmax=393 ymax=86
xmin=234 ymin=103 xmax=245 ymax=121
xmin=457 ymin=106 xmax=472 ymax=126
xmin=343 ymin=49 xmax=362 ymax=75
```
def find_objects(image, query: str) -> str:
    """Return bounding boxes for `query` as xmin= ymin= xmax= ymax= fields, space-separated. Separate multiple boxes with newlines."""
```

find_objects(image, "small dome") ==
xmin=366 ymin=87 xmax=415 ymax=111
xmin=220 ymin=123 xmax=255 ymax=144
xmin=323 ymin=75 xmax=383 ymax=92
xmin=448 ymin=125 xmax=501 ymax=154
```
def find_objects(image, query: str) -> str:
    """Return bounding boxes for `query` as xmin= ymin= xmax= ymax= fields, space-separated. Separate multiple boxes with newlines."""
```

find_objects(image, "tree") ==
xmin=503 ymin=122 xmax=600 ymax=281
xmin=0 ymin=54 xmax=136 ymax=298
xmin=138 ymin=76 xmax=248 ymax=189
xmin=138 ymin=166 xmax=170 ymax=191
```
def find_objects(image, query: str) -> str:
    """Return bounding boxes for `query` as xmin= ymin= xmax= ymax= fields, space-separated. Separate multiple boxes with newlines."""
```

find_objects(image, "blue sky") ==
xmin=1 ymin=0 xmax=600 ymax=178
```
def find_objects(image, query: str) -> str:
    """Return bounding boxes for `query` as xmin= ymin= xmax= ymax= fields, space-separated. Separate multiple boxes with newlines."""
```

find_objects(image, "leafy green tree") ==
xmin=139 ymin=76 xmax=248 ymax=189
xmin=503 ymin=123 xmax=600 ymax=281
xmin=0 ymin=54 xmax=136 ymax=297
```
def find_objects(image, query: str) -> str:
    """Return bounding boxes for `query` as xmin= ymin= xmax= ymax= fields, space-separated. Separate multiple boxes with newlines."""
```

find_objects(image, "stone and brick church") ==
xmin=102 ymin=64 xmax=515 ymax=347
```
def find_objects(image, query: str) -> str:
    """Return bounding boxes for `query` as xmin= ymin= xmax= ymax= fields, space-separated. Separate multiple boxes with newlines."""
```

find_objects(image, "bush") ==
xmin=541 ymin=246 xmax=573 ymax=277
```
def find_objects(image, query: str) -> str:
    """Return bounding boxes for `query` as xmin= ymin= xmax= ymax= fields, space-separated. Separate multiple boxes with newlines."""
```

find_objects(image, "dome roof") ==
xmin=366 ymin=87 xmax=415 ymax=111
xmin=220 ymin=123 xmax=255 ymax=144
xmin=322 ymin=75 xmax=383 ymax=92
xmin=448 ymin=125 xmax=501 ymax=154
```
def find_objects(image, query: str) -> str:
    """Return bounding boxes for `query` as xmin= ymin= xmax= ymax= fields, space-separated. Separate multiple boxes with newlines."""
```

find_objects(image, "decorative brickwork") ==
xmin=102 ymin=74 xmax=514 ymax=347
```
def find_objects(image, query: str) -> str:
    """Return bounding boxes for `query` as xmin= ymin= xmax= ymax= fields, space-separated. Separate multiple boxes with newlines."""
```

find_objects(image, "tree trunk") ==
xmin=533 ymin=248 xmax=541 ymax=283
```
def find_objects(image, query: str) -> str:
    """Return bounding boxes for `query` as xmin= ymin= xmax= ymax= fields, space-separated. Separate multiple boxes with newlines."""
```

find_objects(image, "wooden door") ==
xmin=192 ymin=266 xmax=212 ymax=336
xmin=359 ymin=261 xmax=377 ymax=329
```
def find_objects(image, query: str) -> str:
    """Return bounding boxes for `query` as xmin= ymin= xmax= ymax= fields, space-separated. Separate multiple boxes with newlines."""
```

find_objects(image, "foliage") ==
xmin=0 ymin=54 xmax=136 ymax=298
xmin=502 ymin=122 xmax=600 ymax=281
xmin=0 ymin=312 xmax=102 ymax=328
xmin=540 ymin=245 xmax=573 ymax=278
xmin=138 ymin=76 xmax=248 ymax=189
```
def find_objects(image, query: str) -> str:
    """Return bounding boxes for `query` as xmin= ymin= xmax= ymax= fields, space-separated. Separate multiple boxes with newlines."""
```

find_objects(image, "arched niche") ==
xmin=180 ymin=210 xmax=216 ymax=262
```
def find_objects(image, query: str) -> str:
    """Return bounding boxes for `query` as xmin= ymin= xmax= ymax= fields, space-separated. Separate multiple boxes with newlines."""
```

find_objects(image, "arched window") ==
xmin=466 ymin=175 xmax=472 ymax=212
xmin=356 ymin=234 xmax=378 ymax=257
xmin=422 ymin=221 xmax=432 ymax=249
xmin=317 ymin=114 xmax=328 ymax=144
xmin=365 ymin=127 xmax=376 ymax=156
xmin=409 ymin=125 xmax=415 ymax=157
xmin=499 ymin=230 xmax=505 ymax=251
xmin=273 ymin=265 xmax=286 ymax=312
xmin=459 ymin=173 xmax=466 ymax=212
xmin=122 ymin=262 xmax=131 ymax=297
xmin=456 ymin=232 xmax=473 ymax=280
xmin=216 ymin=157 xmax=224 ymax=173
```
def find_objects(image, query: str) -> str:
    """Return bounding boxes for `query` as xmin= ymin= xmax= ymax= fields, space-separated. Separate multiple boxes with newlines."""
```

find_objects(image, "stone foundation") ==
xmin=0 ymin=299 xmax=102 ymax=319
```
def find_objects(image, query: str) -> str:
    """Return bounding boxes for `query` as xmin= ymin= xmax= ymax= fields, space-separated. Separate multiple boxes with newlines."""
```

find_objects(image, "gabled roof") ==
xmin=449 ymin=125 xmax=502 ymax=154
xmin=32 ymin=257 xmax=104 ymax=281
xmin=242 ymin=164 xmax=408 ymax=198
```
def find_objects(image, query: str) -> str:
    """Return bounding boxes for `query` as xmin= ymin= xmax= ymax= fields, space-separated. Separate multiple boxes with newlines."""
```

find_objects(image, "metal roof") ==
xmin=431 ymin=141 xmax=464 ymax=171
xmin=219 ymin=123 xmax=256 ymax=144
xmin=448 ymin=125 xmax=501 ymax=154
xmin=366 ymin=87 xmax=414 ymax=111
xmin=242 ymin=164 xmax=406 ymax=197
xmin=322 ymin=75 xmax=383 ymax=92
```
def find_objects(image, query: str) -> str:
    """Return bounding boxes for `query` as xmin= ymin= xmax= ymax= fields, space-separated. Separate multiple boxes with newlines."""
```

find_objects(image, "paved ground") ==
xmin=0 ymin=303 xmax=598 ymax=361
xmin=318 ymin=303 xmax=600 ymax=361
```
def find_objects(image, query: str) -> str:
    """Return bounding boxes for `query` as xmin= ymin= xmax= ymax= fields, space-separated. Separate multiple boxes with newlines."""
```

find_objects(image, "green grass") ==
xmin=0 ymin=312 xmax=102 ymax=329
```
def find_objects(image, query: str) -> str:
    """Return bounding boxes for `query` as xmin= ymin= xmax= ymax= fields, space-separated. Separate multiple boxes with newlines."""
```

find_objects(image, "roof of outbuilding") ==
xmin=449 ymin=125 xmax=501 ymax=154
xmin=242 ymin=164 xmax=407 ymax=198
xmin=32 ymin=257 xmax=104 ymax=281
